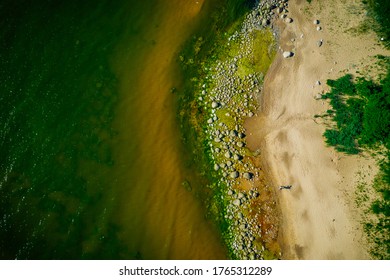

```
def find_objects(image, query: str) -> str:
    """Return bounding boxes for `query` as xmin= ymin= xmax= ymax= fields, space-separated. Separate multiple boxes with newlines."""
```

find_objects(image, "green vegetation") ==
xmin=320 ymin=64 xmax=390 ymax=259
xmin=364 ymin=0 xmax=390 ymax=48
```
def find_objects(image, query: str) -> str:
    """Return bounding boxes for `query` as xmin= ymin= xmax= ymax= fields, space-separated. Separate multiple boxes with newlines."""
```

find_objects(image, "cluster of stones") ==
xmin=196 ymin=0 xmax=287 ymax=260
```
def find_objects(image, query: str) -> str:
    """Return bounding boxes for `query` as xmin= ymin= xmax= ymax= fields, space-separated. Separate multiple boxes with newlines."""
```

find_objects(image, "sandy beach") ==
xmin=246 ymin=0 xmax=390 ymax=259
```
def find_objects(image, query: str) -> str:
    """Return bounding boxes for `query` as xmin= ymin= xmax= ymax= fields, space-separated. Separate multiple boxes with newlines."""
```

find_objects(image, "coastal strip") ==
xmin=246 ymin=0 xmax=390 ymax=259
xmin=179 ymin=0 xmax=290 ymax=259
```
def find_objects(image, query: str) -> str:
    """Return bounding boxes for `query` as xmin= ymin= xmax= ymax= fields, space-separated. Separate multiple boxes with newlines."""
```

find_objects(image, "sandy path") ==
xmin=245 ymin=0 xmax=390 ymax=259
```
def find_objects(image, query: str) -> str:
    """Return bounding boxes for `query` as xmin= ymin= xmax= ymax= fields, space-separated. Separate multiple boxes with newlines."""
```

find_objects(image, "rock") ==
xmin=313 ymin=19 xmax=320 ymax=25
xmin=237 ymin=192 xmax=244 ymax=199
xmin=315 ymin=93 xmax=322 ymax=99
xmin=211 ymin=101 xmax=219 ymax=108
xmin=238 ymin=212 xmax=244 ymax=219
xmin=283 ymin=51 xmax=294 ymax=58
xmin=248 ymin=112 xmax=254 ymax=117
xmin=316 ymin=26 xmax=322 ymax=31
xmin=233 ymin=199 xmax=241 ymax=206
xmin=317 ymin=39 xmax=323 ymax=47
xmin=225 ymin=151 xmax=232 ymax=158
xmin=227 ymin=189 xmax=233 ymax=196
xmin=214 ymin=164 xmax=220 ymax=171
xmin=230 ymin=171 xmax=239 ymax=179
xmin=315 ymin=80 xmax=321 ymax=86
xmin=237 ymin=141 xmax=244 ymax=148
xmin=207 ymin=118 xmax=213 ymax=124
xmin=243 ymin=172 xmax=253 ymax=180
xmin=280 ymin=14 xmax=287 ymax=19
xmin=230 ymin=130 xmax=238 ymax=137
xmin=285 ymin=17 xmax=293 ymax=23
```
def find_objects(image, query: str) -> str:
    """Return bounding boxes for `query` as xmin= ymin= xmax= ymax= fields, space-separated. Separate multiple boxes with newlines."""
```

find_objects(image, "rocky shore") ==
xmin=192 ymin=0 xmax=291 ymax=259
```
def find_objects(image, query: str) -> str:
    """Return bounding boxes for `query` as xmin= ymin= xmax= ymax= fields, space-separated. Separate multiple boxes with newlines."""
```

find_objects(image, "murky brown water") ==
xmin=110 ymin=0 xmax=227 ymax=259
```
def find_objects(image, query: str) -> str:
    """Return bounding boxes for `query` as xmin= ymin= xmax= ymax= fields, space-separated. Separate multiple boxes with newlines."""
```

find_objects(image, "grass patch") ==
xmin=364 ymin=0 xmax=390 ymax=48
xmin=321 ymin=59 xmax=390 ymax=259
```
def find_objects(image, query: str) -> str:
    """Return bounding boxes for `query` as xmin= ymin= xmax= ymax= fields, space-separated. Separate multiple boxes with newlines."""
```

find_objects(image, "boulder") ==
xmin=313 ymin=19 xmax=320 ymax=25
xmin=236 ymin=141 xmax=244 ymax=148
xmin=233 ymin=199 xmax=241 ymax=206
xmin=285 ymin=17 xmax=293 ymax=23
xmin=283 ymin=51 xmax=294 ymax=58
xmin=211 ymin=101 xmax=219 ymax=109
xmin=230 ymin=171 xmax=239 ymax=179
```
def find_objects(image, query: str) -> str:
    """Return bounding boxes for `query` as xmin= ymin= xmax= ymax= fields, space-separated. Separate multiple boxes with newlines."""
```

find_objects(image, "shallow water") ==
xmin=0 ymin=0 xmax=231 ymax=259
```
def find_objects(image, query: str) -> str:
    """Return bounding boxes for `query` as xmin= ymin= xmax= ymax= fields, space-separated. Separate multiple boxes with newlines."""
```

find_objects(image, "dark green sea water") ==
xmin=0 ymin=0 xmax=144 ymax=259
xmin=0 ymin=0 xmax=250 ymax=259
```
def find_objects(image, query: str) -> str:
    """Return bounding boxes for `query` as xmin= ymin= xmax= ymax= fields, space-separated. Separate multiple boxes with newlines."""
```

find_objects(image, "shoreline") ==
xmin=246 ymin=0 xmax=390 ymax=259
xmin=178 ymin=0 xmax=288 ymax=259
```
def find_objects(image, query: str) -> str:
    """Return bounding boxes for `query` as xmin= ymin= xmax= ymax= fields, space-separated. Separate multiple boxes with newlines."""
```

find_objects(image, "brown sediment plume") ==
xmin=109 ymin=0 xmax=227 ymax=260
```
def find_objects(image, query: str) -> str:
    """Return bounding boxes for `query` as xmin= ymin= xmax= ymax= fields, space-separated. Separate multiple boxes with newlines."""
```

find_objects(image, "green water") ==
xmin=0 ymin=0 xmax=252 ymax=259
xmin=0 ymin=0 xmax=141 ymax=259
